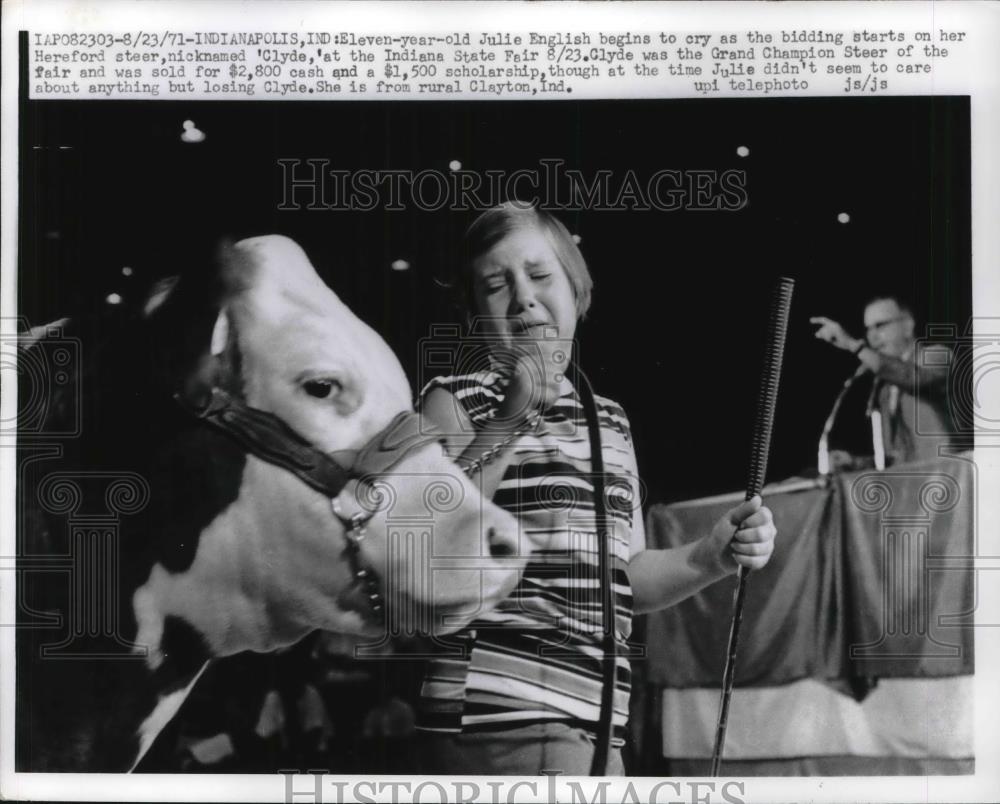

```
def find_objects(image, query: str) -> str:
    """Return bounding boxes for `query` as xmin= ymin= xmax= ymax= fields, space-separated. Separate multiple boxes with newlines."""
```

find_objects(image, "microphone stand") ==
xmin=866 ymin=380 xmax=886 ymax=471
xmin=817 ymin=366 xmax=866 ymax=476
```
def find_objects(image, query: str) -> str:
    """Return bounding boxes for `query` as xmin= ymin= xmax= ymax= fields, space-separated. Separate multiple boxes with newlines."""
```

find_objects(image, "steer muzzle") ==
xmin=487 ymin=523 xmax=519 ymax=558
xmin=348 ymin=437 xmax=525 ymax=634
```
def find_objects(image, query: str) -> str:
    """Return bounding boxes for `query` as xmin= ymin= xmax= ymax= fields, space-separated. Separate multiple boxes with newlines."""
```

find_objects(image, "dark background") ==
xmin=18 ymin=96 xmax=971 ymax=503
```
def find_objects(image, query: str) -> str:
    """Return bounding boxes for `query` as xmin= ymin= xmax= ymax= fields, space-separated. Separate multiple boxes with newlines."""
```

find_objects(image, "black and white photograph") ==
xmin=2 ymin=2 xmax=998 ymax=802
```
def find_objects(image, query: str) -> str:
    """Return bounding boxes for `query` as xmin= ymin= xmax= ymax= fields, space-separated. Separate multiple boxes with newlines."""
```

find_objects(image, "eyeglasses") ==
xmin=865 ymin=316 xmax=908 ymax=335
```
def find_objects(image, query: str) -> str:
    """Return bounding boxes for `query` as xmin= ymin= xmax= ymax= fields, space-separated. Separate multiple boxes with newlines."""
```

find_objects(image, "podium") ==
xmin=633 ymin=453 xmax=976 ymax=775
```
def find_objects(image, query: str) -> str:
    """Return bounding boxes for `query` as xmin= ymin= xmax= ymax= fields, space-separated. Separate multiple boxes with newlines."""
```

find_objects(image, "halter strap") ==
xmin=175 ymin=387 xmax=352 ymax=498
xmin=175 ymin=387 xmax=443 ymax=498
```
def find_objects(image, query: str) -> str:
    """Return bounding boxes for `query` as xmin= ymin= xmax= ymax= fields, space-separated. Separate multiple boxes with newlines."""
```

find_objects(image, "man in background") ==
xmin=811 ymin=295 xmax=959 ymax=466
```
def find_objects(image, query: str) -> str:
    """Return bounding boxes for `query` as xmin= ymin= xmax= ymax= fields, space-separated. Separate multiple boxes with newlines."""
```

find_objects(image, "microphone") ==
xmin=817 ymin=363 xmax=870 ymax=475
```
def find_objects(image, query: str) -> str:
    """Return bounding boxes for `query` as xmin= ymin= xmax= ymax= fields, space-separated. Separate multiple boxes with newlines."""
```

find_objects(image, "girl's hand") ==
xmin=493 ymin=339 xmax=567 ymax=423
xmin=696 ymin=495 xmax=777 ymax=574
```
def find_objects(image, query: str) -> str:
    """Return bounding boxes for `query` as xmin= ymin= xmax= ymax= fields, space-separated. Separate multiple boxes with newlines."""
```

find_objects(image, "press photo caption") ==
xmin=30 ymin=26 xmax=969 ymax=100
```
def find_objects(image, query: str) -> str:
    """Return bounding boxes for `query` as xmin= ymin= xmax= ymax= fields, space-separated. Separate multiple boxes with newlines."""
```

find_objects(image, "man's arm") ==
xmin=856 ymin=344 xmax=950 ymax=394
xmin=810 ymin=315 xmax=949 ymax=393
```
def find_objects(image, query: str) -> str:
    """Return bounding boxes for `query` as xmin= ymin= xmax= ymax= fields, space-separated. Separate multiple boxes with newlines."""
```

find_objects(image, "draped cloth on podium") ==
xmin=639 ymin=453 xmax=975 ymax=771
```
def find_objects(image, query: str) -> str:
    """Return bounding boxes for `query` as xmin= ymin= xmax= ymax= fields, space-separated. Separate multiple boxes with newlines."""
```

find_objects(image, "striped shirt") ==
xmin=416 ymin=370 xmax=638 ymax=744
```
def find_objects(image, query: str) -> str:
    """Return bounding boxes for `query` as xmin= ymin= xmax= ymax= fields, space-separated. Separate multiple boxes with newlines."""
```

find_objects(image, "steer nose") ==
xmin=487 ymin=525 xmax=518 ymax=559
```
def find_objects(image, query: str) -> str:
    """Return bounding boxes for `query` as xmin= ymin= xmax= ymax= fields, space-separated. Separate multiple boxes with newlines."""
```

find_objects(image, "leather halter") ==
xmin=174 ymin=386 xmax=443 ymax=621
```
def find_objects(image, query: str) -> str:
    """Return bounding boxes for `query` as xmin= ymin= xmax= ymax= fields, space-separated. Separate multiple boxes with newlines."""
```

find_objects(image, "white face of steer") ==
xmin=134 ymin=236 xmax=523 ymax=665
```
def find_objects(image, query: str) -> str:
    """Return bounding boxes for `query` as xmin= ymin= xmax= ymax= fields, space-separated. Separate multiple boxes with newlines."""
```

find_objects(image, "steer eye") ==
xmin=303 ymin=378 xmax=341 ymax=399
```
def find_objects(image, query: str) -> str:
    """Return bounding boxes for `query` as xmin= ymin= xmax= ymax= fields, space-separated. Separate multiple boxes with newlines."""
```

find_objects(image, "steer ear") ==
xmin=217 ymin=238 xmax=258 ymax=296
xmin=178 ymin=307 xmax=238 ymax=407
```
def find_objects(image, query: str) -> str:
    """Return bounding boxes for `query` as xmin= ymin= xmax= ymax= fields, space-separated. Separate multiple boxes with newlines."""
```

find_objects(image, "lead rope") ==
xmin=454 ymin=365 xmax=616 ymax=775
xmin=575 ymin=364 xmax=616 ymax=777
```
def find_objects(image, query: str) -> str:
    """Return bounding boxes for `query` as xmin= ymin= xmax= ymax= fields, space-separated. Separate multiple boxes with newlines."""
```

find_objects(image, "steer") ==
xmin=15 ymin=235 xmax=523 ymax=771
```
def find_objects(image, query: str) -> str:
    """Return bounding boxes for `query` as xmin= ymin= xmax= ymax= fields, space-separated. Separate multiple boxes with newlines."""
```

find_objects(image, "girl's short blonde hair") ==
xmin=461 ymin=203 xmax=593 ymax=319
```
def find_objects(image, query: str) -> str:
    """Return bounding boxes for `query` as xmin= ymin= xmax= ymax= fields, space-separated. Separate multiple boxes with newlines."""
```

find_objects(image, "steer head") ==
xmin=137 ymin=235 xmax=524 ymax=660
